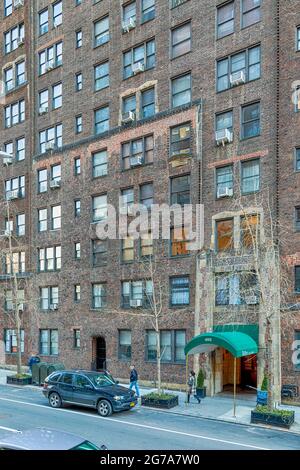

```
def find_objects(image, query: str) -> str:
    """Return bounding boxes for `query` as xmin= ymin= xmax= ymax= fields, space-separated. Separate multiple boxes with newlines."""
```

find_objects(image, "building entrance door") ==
xmin=92 ymin=337 xmax=106 ymax=371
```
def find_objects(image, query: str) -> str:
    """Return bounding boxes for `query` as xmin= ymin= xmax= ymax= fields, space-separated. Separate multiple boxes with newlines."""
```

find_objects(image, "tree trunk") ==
xmin=16 ymin=311 xmax=22 ymax=375
xmin=156 ymin=329 xmax=161 ymax=394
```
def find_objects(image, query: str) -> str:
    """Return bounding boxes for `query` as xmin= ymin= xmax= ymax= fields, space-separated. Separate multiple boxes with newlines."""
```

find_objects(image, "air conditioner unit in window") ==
xmin=46 ymin=61 xmax=55 ymax=72
xmin=130 ymin=299 xmax=142 ymax=308
xmin=53 ymin=20 xmax=60 ymax=28
xmin=50 ymin=179 xmax=61 ymax=189
xmin=230 ymin=70 xmax=246 ymax=86
xmin=217 ymin=186 xmax=233 ymax=199
xmin=18 ymin=303 xmax=24 ymax=312
xmin=45 ymin=141 xmax=55 ymax=151
xmin=122 ymin=111 xmax=136 ymax=124
xmin=8 ymin=189 xmax=19 ymax=200
xmin=17 ymin=37 xmax=24 ymax=47
xmin=50 ymin=303 xmax=58 ymax=310
xmin=245 ymin=295 xmax=258 ymax=305
xmin=127 ymin=205 xmax=136 ymax=216
xmin=122 ymin=17 xmax=136 ymax=33
xmin=130 ymin=155 xmax=143 ymax=167
xmin=14 ymin=0 xmax=24 ymax=8
xmin=215 ymin=129 xmax=233 ymax=146
xmin=132 ymin=62 xmax=144 ymax=75
xmin=2 ymin=156 xmax=13 ymax=165
xmin=39 ymin=105 xmax=48 ymax=115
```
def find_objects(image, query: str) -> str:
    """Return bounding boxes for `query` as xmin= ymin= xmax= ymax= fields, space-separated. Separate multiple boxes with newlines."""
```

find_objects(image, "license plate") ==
xmin=130 ymin=402 xmax=135 ymax=407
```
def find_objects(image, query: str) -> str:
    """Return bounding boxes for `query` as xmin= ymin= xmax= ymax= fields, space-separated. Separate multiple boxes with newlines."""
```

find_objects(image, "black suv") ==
xmin=42 ymin=370 xmax=137 ymax=417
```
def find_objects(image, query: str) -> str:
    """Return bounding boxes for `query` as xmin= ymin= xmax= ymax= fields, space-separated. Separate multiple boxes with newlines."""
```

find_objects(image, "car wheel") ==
xmin=49 ymin=392 xmax=62 ymax=408
xmin=97 ymin=399 xmax=112 ymax=417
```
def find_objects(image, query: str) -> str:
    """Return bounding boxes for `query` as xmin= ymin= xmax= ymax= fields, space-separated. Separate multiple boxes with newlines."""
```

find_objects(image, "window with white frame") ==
xmin=51 ymin=164 xmax=61 ymax=183
xmin=5 ymin=329 xmax=24 ymax=353
xmin=16 ymin=213 xmax=25 ymax=236
xmin=16 ymin=137 xmax=25 ymax=161
xmin=92 ymin=283 xmax=107 ymax=308
xmin=40 ymin=286 xmax=59 ymax=310
xmin=38 ymin=208 xmax=48 ymax=232
xmin=38 ymin=169 xmax=48 ymax=193
xmin=52 ymin=83 xmax=62 ymax=109
xmin=51 ymin=205 xmax=61 ymax=230
xmin=39 ymin=329 xmax=58 ymax=355
xmin=38 ymin=246 xmax=61 ymax=272
xmin=5 ymin=251 xmax=25 ymax=274
xmin=5 ymin=289 xmax=24 ymax=312
xmin=4 ymin=0 xmax=13 ymax=17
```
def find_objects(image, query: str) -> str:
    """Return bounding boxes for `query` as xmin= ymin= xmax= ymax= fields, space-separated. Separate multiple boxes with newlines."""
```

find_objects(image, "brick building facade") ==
xmin=0 ymin=0 xmax=299 ymax=395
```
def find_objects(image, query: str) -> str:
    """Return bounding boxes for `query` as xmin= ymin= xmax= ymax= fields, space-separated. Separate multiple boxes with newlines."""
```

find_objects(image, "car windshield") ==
xmin=71 ymin=440 xmax=101 ymax=450
xmin=88 ymin=373 xmax=116 ymax=387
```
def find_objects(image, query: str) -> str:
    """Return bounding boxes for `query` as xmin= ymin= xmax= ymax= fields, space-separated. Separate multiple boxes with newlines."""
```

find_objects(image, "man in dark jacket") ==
xmin=129 ymin=365 xmax=140 ymax=398
xmin=28 ymin=352 xmax=40 ymax=374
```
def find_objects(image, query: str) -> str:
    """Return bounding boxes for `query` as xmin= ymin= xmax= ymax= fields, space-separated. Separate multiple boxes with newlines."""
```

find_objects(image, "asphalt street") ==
xmin=0 ymin=384 xmax=299 ymax=450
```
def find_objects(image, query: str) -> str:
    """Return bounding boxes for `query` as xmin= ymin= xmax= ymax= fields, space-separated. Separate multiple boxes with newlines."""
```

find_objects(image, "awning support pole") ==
xmin=233 ymin=356 xmax=237 ymax=418
xmin=185 ymin=354 xmax=189 ymax=406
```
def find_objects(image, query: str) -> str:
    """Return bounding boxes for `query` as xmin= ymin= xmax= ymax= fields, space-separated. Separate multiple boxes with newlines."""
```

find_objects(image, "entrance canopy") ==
xmin=184 ymin=331 xmax=258 ymax=358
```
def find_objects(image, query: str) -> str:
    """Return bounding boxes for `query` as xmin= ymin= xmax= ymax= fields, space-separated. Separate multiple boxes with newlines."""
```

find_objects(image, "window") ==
xmin=122 ymin=135 xmax=154 ymax=170
xmin=94 ymin=62 xmax=109 ymax=91
xmin=217 ymin=2 xmax=234 ymax=39
xmin=75 ymin=242 xmax=81 ymax=260
xmin=39 ymin=42 xmax=62 ymax=75
xmin=40 ymin=286 xmax=59 ymax=310
xmin=296 ymin=207 xmax=300 ymax=232
xmin=76 ymin=30 xmax=82 ymax=48
xmin=94 ymin=106 xmax=109 ymax=134
xmin=216 ymin=165 xmax=233 ymax=198
xmin=217 ymin=45 xmax=261 ymax=92
xmin=38 ymin=246 xmax=61 ymax=272
xmin=171 ymin=0 xmax=189 ymax=7
xmin=94 ymin=16 xmax=109 ymax=47
xmin=5 ymin=252 xmax=25 ymax=274
xmin=39 ymin=124 xmax=62 ymax=153
xmin=92 ymin=194 xmax=108 ymax=222
xmin=4 ymin=100 xmax=25 ymax=128
xmin=216 ymin=219 xmax=234 ymax=251
xmin=170 ymin=175 xmax=190 ymax=205
xmin=241 ymin=159 xmax=260 ymax=193
xmin=122 ymin=280 xmax=153 ymax=308
xmin=296 ymin=149 xmax=300 ymax=172
xmin=16 ymin=61 xmax=26 ymax=86
xmin=170 ymin=276 xmax=190 ymax=306
xmin=5 ymin=218 xmax=13 ymax=236
xmin=215 ymin=272 xmax=259 ymax=305
xmin=39 ymin=330 xmax=58 ymax=355
xmin=241 ymin=102 xmax=260 ymax=139
xmin=123 ymin=2 xmax=136 ymax=24
xmin=295 ymin=267 xmax=300 ymax=293
xmin=5 ymin=330 xmax=24 ymax=354
xmin=170 ymin=123 xmax=191 ymax=158
xmin=294 ymin=331 xmax=300 ymax=370
xmin=39 ymin=9 xmax=49 ymax=35
xmin=38 ymin=208 xmax=48 ymax=232
xmin=92 ymin=240 xmax=107 ymax=266
xmin=171 ymin=22 xmax=191 ymax=59
xmin=51 ymin=205 xmax=61 ymax=230
xmin=16 ymin=214 xmax=25 ymax=236
xmin=52 ymin=83 xmax=62 ymax=109
xmin=171 ymin=227 xmax=189 ymax=256
xmin=140 ymin=232 xmax=153 ymax=258
xmin=140 ymin=183 xmax=153 ymax=208
xmin=74 ymin=285 xmax=81 ymax=302
xmin=92 ymin=284 xmax=107 ymax=308
xmin=75 ymin=199 xmax=81 ymax=217
xmin=141 ymin=88 xmax=155 ymax=118
xmin=240 ymin=214 xmax=260 ymax=249
xmin=75 ymin=115 xmax=82 ymax=134
xmin=121 ymin=188 xmax=134 ymax=210
xmin=122 ymin=237 xmax=134 ymax=262
xmin=123 ymin=39 xmax=156 ymax=79
xmin=4 ymin=142 xmax=13 ymax=159
xmin=171 ymin=73 xmax=191 ymax=108
xmin=92 ymin=150 xmax=108 ymax=177
xmin=53 ymin=1 xmax=62 ymax=26
xmin=38 ymin=169 xmax=47 ymax=193
xmin=74 ymin=157 xmax=81 ymax=176
xmin=5 ymin=176 xmax=25 ymax=200
xmin=74 ymin=330 xmax=81 ymax=348
xmin=216 ymin=111 xmax=233 ymax=133
xmin=123 ymin=95 xmax=136 ymax=115
xmin=39 ymin=89 xmax=49 ymax=111
xmin=119 ymin=330 xmax=132 ymax=360
xmin=51 ymin=163 xmax=61 ymax=183
xmin=142 ymin=0 xmax=155 ymax=23
xmin=5 ymin=289 xmax=24 ymax=312
xmin=4 ymin=67 xmax=13 ymax=92
xmin=241 ymin=0 xmax=261 ymax=28
xmin=76 ymin=73 xmax=82 ymax=91
xmin=16 ymin=137 xmax=25 ymax=161
xmin=297 ymin=28 xmax=300 ymax=51
xmin=4 ymin=24 xmax=24 ymax=54
xmin=146 ymin=330 xmax=185 ymax=363
xmin=4 ymin=0 xmax=13 ymax=17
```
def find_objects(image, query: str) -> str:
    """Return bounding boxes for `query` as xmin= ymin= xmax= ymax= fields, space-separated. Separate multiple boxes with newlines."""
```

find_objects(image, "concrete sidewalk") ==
xmin=1 ymin=368 xmax=300 ymax=434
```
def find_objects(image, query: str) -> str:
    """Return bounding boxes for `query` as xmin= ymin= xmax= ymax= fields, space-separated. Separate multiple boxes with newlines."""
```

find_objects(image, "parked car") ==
xmin=0 ymin=427 xmax=107 ymax=450
xmin=42 ymin=370 xmax=137 ymax=417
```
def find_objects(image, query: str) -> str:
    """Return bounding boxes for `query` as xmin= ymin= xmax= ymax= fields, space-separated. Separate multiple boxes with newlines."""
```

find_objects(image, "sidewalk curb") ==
xmin=140 ymin=405 xmax=300 ymax=436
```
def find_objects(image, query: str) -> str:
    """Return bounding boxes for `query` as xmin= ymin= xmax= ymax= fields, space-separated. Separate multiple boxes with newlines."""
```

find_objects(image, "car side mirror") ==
xmin=115 ymin=380 xmax=119 ymax=384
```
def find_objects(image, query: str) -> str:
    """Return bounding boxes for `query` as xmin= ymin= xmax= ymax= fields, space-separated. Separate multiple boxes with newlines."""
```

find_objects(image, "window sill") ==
xmin=171 ymin=51 xmax=191 ymax=62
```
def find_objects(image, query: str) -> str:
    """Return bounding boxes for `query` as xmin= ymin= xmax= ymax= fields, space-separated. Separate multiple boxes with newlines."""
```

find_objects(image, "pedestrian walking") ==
xmin=129 ymin=365 xmax=140 ymax=398
xmin=187 ymin=370 xmax=201 ymax=404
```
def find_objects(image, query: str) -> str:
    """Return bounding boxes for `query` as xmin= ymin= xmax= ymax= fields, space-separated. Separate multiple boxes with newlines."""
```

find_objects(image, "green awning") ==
xmin=184 ymin=331 xmax=258 ymax=358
